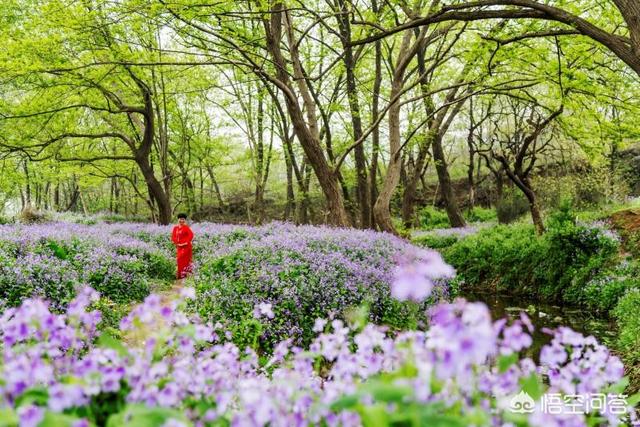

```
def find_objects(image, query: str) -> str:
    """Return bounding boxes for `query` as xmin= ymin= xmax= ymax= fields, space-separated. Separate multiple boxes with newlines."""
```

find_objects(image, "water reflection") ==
xmin=463 ymin=291 xmax=616 ymax=360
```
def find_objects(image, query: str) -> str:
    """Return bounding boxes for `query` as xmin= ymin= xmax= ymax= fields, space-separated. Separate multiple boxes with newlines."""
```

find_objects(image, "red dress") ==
xmin=171 ymin=224 xmax=194 ymax=279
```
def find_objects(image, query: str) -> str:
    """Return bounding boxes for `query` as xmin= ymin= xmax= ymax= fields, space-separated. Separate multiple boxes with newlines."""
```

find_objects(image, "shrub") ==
xmin=413 ymin=234 xmax=459 ymax=250
xmin=540 ymin=215 xmax=618 ymax=301
xmin=464 ymin=206 xmax=496 ymax=223
xmin=90 ymin=296 xmax=131 ymax=337
xmin=415 ymin=206 xmax=495 ymax=232
xmin=533 ymin=167 xmax=628 ymax=211
xmin=142 ymin=252 xmax=175 ymax=280
xmin=495 ymin=189 xmax=530 ymax=223
xmin=613 ymin=289 xmax=640 ymax=392
xmin=74 ymin=249 xmax=150 ymax=304
xmin=580 ymin=261 xmax=640 ymax=312
xmin=442 ymin=215 xmax=619 ymax=303
xmin=0 ymin=250 xmax=78 ymax=311
xmin=417 ymin=206 xmax=450 ymax=230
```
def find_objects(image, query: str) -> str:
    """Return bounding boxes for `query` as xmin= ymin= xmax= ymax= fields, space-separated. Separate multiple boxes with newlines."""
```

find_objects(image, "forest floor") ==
xmin=609 ymin=207 xmax=640 ymax=257
xmin=610 ymin=207 xmax=640 ymax=234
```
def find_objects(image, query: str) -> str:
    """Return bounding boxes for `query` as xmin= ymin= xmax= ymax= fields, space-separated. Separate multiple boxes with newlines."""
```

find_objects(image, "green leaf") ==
xmin=625 ymin=392 xmax=640 ymax=407
xmin=331 ymin=394 xmax=361 ymax=411
xmin=361 ymin=404 xmax=389 ymax=427
xmin=97 ymin=332 xmax=131 ymax=358
xmin=362 ymin=380 xmax=413 ymax=404
xmin=418 ymin=403 xmax=468 ymax=427
xmin=40 ymin=411 xmax=93 ymax=427
xmin=106 ymin=404 xmax=192 ymax=427
xmin=605 ymin=377 xmax=629 ymax=395
xmin=520 ymin=373 xmax=543 ymax=400
xmin=14 ymin=387 xmax=49 ymax=407
xmin=0 ymin=408 xmax=18 ymax=426
xmin=497 ymin=353 xmax=519 ymax=373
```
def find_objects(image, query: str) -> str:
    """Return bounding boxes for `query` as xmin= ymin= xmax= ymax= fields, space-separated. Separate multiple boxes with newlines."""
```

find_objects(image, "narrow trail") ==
xmin=121 ymin=279 xmax=185 ymax=348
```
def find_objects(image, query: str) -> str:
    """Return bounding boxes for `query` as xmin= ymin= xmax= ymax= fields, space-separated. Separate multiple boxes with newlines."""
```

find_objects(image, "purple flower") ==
xmin=17 ymin=405 xmax=44 ymax=427
xmin=313 ymin=318 xmax=327 ymax=333
xmin=253 ymin=302 xmax=275 ymax=320
xmin=391 ymin=249 xmax=454 ymax=301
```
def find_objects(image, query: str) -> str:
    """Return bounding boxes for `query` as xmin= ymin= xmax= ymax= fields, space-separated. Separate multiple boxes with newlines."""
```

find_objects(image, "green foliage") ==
xmin=418 ymin=206 xmax=496 ymax=231
xmin=46 ymin=240 xmax=69 ymax=260
xmin=465 ymin=206 xmax=496 ymax=223
xmin=106 ymin=404 xmax=190 ymax=427
xmin=0 ymin=252 xmax=77 ymax=309
xmin=332 ymin=374 xmax=487 ymax=427
xmin=613 ymin=289 xmax=640 ymax=392
xmin=412 ymin=234 xmax=459 ymax=250
xmin=442 ymin=210 xmax=619 ymax=303
xmin=91 ymin=297 xmax=130 ymax=336
xmin=577 ymin=261 xmax=640 ymax=312
xmin=142 ymin=252 xmax=175 ymax=281
xmin=85 ymin=259 xmax=150 ymax=304
xmin=613 ymin=289 xmax=640 ymax=357
xmin=495 ymin=189 xmax=530 ymax=224
xmin=418 ymin=206 xmax=450 ymax=230
xmin=534 ymin=167 xmax=629 ymax=211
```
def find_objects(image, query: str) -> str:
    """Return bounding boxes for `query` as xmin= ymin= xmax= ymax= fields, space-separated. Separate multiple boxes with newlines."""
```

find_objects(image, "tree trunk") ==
xmin=254 ymin=92 xmax=266 ymax=224
xmin=128 ymin=69 xmax=173 ymax=225
xmin=402 ymin=155 xmax=430 ymax=229
xmin=283 ymin=139 xmax=296 ymax=220
xmin=337 ymin=0 xmax=370 ymax=228
xmin=263 ymin=5 xmax=349 ymax=226
xmin=467 ymin=137 xmax=476 ymax=210
xmin=137 ymin=157 xmax=172 ymax=224
xmin=205 ymin=165 xmax=225 ymax=208
xmin=23 ymin=161 xmax=31 ymax=207
xmin=432 ymin=133 xmax=466 ymax=227
xmin=521 ymin=179 xmax=545 ymax=235
xmin=374 ymin=30 xmax=423 ymax=234
xmin=373 ymin=45 xmax=407 ymax=233
xmin=369 ymin=15 xmax=382 ymax=229
xmin=54 ymin=182 xmax=60 ymax=210
xmin=297 ymin=162 xmax=311 ymax=224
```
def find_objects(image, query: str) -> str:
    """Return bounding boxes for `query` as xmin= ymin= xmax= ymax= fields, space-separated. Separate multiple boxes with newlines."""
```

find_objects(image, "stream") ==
xmin=463 ymin=291 xmax=617 ymax=359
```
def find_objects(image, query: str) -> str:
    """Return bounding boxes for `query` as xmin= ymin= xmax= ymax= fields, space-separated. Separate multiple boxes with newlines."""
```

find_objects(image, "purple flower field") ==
xmin=1 ymin=284 xmax=636 ymax=426
xmin=0 ymin=221 xmax=637 ymax=426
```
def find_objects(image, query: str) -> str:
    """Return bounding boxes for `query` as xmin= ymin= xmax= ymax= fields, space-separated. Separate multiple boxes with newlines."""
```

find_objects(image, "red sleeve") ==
xmin=185 ymin=226 xmax=194 ymax=244
xmin=171 ymin=226 xmax=178 ymax=245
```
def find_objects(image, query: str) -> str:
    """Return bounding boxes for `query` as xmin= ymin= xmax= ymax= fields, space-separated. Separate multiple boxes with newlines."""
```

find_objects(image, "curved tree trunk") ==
xmin=373 ymin=74 xmax=404 ymax=234
xmin=432 ymin=133 xmax=467 ymax=227
xmin=137 ymin=156 xmax=172 ymax=225
xmin=263 ymin=5 xmax=349 ymax=227
xmin=374 ymin=30 xmax=421 ymax=234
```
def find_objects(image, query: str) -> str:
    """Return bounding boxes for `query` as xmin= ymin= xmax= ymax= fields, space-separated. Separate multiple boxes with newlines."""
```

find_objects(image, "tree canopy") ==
xmin=2 ymin=0 xmax=640 ymax=231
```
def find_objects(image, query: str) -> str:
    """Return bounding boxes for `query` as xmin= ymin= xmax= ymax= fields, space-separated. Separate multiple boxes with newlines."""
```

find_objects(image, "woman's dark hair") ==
xmin=177 ymin=213 xmax=188 ymax=219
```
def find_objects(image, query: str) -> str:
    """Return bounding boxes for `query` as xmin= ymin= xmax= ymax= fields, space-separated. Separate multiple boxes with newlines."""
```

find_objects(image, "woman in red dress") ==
xmin=171 ymin=213 xmax=194 ymax=280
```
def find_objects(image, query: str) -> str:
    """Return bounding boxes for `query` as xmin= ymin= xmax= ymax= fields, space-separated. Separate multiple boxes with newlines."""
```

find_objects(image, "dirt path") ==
xmin=121 ymin=280 xmax=185 ymax=348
